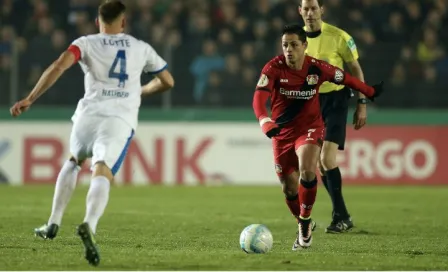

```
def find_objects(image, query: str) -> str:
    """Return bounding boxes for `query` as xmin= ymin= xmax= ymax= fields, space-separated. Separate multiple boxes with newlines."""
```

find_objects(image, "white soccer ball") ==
xmin=239 ymin=224 xmax=273 ymax=254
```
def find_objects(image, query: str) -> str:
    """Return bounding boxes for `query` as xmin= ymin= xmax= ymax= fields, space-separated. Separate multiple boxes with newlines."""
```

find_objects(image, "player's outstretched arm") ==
xmin=26 ymin=50 xmax=76 ymax=102
xmin=317 ymin=60 xmax=384 ymax=101
xmin=141 ymin=69 xmax=175 ymax=96
xmin=10 ymin=50 xmax=76 ymax=117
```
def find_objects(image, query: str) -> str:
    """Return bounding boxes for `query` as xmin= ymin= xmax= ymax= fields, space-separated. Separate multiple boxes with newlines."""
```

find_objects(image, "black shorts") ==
xmin=319 ymin=87 xmax=352 ymax=150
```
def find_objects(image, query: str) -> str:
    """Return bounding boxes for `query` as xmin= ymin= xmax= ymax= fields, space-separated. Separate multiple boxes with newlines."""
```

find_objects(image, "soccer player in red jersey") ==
xmin=252 ymin=24 xmax=384 ymax=249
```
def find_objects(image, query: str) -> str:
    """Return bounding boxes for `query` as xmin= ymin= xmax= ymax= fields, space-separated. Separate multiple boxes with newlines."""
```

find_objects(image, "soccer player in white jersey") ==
xmin=10 ymin=0 xmax=174 ymax=266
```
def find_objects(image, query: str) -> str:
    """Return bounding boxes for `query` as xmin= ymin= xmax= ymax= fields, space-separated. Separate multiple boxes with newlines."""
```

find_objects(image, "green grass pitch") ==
xmin=0 ymin=185 xmax=447 ymax=270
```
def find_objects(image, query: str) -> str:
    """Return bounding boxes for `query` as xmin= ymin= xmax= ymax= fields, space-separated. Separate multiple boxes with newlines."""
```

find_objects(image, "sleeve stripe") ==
xmin=147 ymin=64 xmax=168 ymax=75
xmin=255 ymin=87 xmax=271 ymax=92
xmin=67 ymin=45 xmax=81 ymax=63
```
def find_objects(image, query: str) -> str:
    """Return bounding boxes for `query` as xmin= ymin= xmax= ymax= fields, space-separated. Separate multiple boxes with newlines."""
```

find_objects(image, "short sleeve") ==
xmin=71 ymin=36 xmax=89 ymax=60
xmin=255 ymin=62 xmax=278 ymax=92
xmin=143 ymin=42 xmax=168 ymax=74
xmin=338 ymin=32 xmax=359 ymax=63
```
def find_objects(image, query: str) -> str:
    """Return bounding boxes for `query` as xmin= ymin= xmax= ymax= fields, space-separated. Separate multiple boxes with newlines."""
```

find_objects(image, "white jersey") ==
xmin=70 ymin=33 xmax=167 ymax=129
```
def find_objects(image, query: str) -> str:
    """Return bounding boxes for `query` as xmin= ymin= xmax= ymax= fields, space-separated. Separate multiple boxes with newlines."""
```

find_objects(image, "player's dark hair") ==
xmin=299 ymin=0 xmax=324 ymax=7
xmin=98 ymin=0 xmax=126 ymax=25
xmin=282 ymin=24 xmax=307 ymax=43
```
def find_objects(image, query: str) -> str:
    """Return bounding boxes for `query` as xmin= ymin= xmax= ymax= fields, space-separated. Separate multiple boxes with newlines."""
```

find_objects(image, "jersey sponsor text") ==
xmin=279 ymin=88 xmax=317 ymax=100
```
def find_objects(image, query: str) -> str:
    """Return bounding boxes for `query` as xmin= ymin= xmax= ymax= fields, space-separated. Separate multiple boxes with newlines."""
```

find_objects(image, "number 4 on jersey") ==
xmin=108 ymin=50 xmax=129 ymax=88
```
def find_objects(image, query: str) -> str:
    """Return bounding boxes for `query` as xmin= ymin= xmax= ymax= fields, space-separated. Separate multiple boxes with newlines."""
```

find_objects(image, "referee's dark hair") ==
xmin=299 ymin=0 xmax=324 ymax=7
xmin=98 ymin=0 xmax=126 ymax=25
xmin=282 ymin=24 xmax=307 ymax=43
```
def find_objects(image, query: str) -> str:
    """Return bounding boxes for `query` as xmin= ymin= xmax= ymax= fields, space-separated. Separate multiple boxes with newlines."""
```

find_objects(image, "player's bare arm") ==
xmin=141 ymin=69 xmax=175 ymax=96
xmin=10 ymin=50 xmax=76 ymax=117
xmin=346 ymin=60 xmax=365 ymax=84
xmin=346 ymin=59 xmax=368 ymax=130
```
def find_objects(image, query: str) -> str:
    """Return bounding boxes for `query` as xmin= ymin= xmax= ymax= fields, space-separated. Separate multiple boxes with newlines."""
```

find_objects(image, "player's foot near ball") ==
xmin=325 ymin=217 xmax=354 ymax=234
xmin=34 ymin=223 xmax=59 ymax=240
xmin=77 ymin=222 xmax=100 ymax=266
xmin=292 ymin=218 xmax=314 ymax=250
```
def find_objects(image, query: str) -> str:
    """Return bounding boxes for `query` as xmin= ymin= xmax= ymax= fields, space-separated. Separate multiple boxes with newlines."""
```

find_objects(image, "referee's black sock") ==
xmin=325 ymin=167 xmax=349 ymax=220
xmin=321 ymin=175 xmax=333 ymax=215
xmin=321 ymin=175 xmax=330 ymax=194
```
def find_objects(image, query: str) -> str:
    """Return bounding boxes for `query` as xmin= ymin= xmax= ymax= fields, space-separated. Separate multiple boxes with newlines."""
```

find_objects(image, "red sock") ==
xmin=285 ymin=194 xmax=300 ymax=219
xmin=299 ymin=178 xmax=318 ymax=219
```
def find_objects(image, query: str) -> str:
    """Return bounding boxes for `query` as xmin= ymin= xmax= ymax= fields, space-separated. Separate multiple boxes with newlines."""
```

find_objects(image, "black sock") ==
xmin=321 ymin=175 xmax=330 ymax=194
xmin=325 ymin=167 xmax=349 ymax=220
xmin=321 ymin=175 xmax=332 ymax=215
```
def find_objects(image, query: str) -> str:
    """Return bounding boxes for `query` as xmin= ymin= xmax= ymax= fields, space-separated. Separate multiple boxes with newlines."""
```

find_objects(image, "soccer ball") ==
xmin=239 ymin=224 xmax=273 ymax=254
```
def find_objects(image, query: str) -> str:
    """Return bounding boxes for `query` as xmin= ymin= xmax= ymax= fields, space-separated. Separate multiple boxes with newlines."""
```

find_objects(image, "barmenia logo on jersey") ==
xmin=279 ymin=88 xmax=317 ymax=100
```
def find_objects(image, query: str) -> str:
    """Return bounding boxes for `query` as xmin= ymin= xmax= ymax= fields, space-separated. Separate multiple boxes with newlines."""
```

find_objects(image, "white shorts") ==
xmin=69 ymin=115 xmax=134 ymax=175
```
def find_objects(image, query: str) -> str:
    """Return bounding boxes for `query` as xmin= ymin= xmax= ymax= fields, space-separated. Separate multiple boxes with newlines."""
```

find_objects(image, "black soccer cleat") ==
xmin=325 ymin=217 xmax=354 ymax=234
xmin=77 ymin=222 xmax=100 ymax=266
xmin=34 ymin=223 xmax=59 ymax=240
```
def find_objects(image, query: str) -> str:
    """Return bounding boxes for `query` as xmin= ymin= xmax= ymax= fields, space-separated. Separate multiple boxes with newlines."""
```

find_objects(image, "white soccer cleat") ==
xmin=292 ymin=219 xmax=313 ymax=250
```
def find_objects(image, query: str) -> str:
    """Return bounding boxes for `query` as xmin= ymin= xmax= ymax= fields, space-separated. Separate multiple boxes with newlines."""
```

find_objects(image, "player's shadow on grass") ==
xmin=346 ymin=229 xmax=379 ymax=235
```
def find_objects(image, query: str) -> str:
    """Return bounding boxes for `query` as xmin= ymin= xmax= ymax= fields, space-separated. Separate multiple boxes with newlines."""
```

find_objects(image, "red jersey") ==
xmin=253 ymin=55 xmax=374 ymax=141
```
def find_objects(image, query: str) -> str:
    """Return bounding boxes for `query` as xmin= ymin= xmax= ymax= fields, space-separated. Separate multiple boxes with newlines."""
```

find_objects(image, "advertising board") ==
xmin=0 ymin=123 xmax=445 ymax=185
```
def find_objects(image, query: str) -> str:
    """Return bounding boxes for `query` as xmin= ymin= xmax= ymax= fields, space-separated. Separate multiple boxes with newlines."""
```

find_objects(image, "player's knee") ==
xmin=280 ymin=174 xmax=299 ymax=197
xmin=69 ymin=156 xmax=84 ymax=167
xmin=282 ymin=183 xmax=298 ymax=198
xmin=92 ymin=162 xmax=113 ymax=181
xmin=299 ymin=170 xmax=316 ymax=182
xmin=298 ymin=158 xmax=317 ymax=179
xmin=320 ymin=152 xmax=337 ymax=170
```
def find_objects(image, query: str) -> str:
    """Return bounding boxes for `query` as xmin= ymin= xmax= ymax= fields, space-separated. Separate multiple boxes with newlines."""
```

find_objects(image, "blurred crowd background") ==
xmin=1 ymin=0 xmax=447 ymax=109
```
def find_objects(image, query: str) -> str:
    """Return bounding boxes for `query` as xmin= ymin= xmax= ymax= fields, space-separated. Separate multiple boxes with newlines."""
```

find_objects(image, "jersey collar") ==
xmin=305 ymin=21 xmax=326 ymax=38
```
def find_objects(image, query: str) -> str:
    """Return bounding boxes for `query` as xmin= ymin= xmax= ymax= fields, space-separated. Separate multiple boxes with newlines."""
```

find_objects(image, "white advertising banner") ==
xmin=0 ymin=122 xmax=278 ymax=185
xmin=0 ymin=122 xmax=445 ymax=185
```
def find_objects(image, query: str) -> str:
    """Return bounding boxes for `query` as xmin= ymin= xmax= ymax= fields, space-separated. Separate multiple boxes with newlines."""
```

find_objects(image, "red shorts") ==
xmin=272 ymin=127 xmax=324 ymax=177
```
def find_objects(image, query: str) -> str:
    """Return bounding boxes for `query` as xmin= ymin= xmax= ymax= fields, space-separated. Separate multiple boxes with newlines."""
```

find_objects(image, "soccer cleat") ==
xmin=292 ymin=218 xmax=314 ymax=250
xmin=34 ymin=223 xmax=59 ymax=240
xmin=77 ymin=223 xmax=100 ymax=266
xmin=325 ymin=217 xmax=354 ymax=234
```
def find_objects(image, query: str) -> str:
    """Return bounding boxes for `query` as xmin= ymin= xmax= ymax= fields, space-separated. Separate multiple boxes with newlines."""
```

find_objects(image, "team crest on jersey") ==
xmin=334 ymin=69 xmax=344 ymax=83
xmin=257 ymin=74 xmax=269 ymax=87
xmin=306 ymin=75 xmax=319 ymax=85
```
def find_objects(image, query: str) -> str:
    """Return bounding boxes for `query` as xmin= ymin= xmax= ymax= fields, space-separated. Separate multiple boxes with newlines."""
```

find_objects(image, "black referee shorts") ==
xmin=319 ymin=87 xmax=352 ymax=151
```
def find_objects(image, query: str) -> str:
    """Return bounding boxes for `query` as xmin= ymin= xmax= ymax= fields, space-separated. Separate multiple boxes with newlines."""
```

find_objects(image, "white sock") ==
xmin=83 ymin=176 xmax=110 ymax=234
xmin=48 ymin=160 xmax=80 ymax=226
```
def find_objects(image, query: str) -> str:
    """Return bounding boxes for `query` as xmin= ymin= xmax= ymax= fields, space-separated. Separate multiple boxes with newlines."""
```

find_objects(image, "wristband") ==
xmin=357 ymin=98 xmax=368 ymax=104
xmin=259 ymin=117 xmax=272 ymax=127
